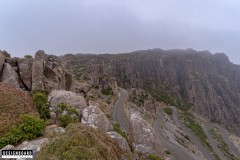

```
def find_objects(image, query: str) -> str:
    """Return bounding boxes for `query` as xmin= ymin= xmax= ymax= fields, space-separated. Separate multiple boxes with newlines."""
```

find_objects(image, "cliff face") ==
xmin=63 ymin=49 xmax=240 ymax=135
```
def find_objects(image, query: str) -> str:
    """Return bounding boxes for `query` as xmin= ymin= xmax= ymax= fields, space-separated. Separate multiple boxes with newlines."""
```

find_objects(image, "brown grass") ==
xmin=0 ymin=83 xmax=39 ymax=136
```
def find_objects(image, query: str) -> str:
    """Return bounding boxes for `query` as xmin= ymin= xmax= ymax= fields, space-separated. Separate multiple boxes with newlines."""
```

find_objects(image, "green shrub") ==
xmin=147 ymin=154 xmax=163 ymax=160
xmin=163 ymin=107 xmax=173 ymax=116
xmin=101 ymin=86 xmax=113 ymax=95
xmin=32 ymin=91 xmax=50 ymax=120
xmin=19 ymin=114 xmax=45 ymax=139
xmin=165 ymin=150 xmax=171 ymax=155
xmin=56 ymin=103 xmax=79 ymax=128
xmin=24 ymin=55 xmax=33 ymax=58
xmin=0 ymin=114 xmax=45 ymax=149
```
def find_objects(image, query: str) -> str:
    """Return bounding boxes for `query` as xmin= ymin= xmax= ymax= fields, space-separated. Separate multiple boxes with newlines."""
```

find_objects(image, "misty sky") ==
xmin=1 ymin=0 xmax=240 ymax=64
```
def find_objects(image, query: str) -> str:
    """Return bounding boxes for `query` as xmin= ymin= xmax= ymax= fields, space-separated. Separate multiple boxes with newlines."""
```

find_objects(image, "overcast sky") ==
xmin=1 ymin=0 xmax=240 ymax=64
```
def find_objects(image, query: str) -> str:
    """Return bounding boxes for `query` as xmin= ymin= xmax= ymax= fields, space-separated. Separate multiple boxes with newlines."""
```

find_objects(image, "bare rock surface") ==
xmin=129 ymin=112 xmax=164 ymax=157
xmin=18 ymin=58 xmax=33 ymax=90
xmin=48 ymin=90 xmax=87 ymax=114
xmin=81 ymin=105 xmax=114 ymax=132
xmin=1 ymin=63 xmax=20 ymax=88
xmin=107 ymin=131 xmax=130 ymax=152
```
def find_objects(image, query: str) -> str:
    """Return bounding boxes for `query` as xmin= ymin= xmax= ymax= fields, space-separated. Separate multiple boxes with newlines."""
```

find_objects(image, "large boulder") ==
xmin=1 ymin=63 xmax=20 ymax=88
xmin=81 ymin=105 xmax=114 ymax=132
xmin=18 ymin=58 xmax=33 ymax=90
xmin=130 ymin=112 xmax=164 ymax=157
xmin=107 ymin=131 xmax=131 ymax=153
xmin=48 ymin=90 xmax=87 ymax=115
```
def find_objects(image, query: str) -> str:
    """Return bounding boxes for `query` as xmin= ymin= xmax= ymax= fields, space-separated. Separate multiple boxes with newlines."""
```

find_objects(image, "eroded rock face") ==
xmin=71 ymin=82 xmax=91 ymax=96
xmin=130 ymin=112 xmax=164 ymax=157
xmin=107 ymin=131 xmax=131 ymax=153
xmin=81 ymin=105 xmax=114 ymax=132
xmin=48 ymin=90 xmax=87 ymax=115
xmin=1 ymin=63 xmax=20 ymax=88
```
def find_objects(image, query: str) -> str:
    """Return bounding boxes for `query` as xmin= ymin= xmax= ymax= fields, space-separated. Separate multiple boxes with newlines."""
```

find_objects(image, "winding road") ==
xmin=203 ymin=123 xmax=240 ymax=160
xmin=154 ymin=109 xmax=198 ymax=160
xmin=112 ymin=88 xmax=130 ymax=133
xmin=169 ymin=106 xmax=215 ymax=160
xmin=111 ymin=89 xmax=240 ymax=160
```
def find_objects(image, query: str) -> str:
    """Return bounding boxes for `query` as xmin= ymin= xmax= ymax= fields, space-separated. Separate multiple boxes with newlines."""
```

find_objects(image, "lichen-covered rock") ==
xmin=1 ymin=63 xmax=20 ymax=88
xmin=107 ymin=131 xmax=130 ymax=153
xmin=81 ymin=105 xmax=114 ymax=132
xmin=48 ymin=90 xmax=87 ymax=114
xmin=130 ymin=112 xmax=164 ymax=157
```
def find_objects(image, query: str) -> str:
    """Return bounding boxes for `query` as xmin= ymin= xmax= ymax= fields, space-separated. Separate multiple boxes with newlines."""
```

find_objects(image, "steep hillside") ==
xmin=63 ymin=49 xmax=240 ymax=135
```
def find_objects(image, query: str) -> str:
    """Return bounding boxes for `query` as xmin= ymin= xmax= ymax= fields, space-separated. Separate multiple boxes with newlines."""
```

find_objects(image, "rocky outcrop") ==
xmin=72 ymin=82 xmax=91 ymax=96
xmin=1 ymin=63 xmax=20 ymax=88
xmin=81 ymin=105 xmax=114 ymax=132
xmin=48 ymin=90 xmax=87 ymax=116
xmin=0 ymin=50 xmax=74 ymax=92
xmin=129 ymin=112 xmax=164 ymax=157
xmin=107 ymin=131 xmax=131 ymax=153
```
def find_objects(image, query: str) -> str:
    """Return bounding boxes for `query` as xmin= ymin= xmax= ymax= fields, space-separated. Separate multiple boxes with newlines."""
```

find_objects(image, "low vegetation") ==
xmin=36 ymin=123 xmax=122 ymax=160
xmin=101 ymin=86 xmax=113 ymax=95
xmin=0 ymin=83 xmax=38 ymax=137
xmin=24 ymin=55 xmax=33 ymax=58
xmin=32 ymin=91 xmax=50 ymax=120
xmin=209 ymin=128 xmax=237 ymax=160
xmin=179 ymin=111 xmax=221 ymax=160
xmin=56 ymin=102 xmax=79 ymax=128
xmin=163 ymin=107 xmax=173 ymax=116
xmin=0 ymin=114 xmax=45 ymax=148
xmin=147 ymin=154 xmax=163 ymax=160
xmin=143 ymin=81 xmax=190 ymax=110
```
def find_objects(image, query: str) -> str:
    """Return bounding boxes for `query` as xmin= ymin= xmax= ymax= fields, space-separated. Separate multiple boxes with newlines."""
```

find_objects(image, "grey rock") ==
xmin=48 ymin=90 xmax=87 ymax=114
xmin=1 ymin=63 xmax=20 ymax=88
xmin=15 ymin=138 xmax=49 ymax=160
xmin=130 ymin=112 xmax=164 ymax=157
xmin=107 ymin=131 xmax=130 ymax=152
xmin=81 ymin=105 xmax=114 ymax=132
xmin=72 ymin=82 xmax=91 ymax=95
xmin=18 ymin=58 xmax=33 ymax=90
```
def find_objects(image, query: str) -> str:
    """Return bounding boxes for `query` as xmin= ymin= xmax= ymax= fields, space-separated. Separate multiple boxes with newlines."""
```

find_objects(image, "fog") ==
xmin=1 ymin=0 xmax=240 ymax=64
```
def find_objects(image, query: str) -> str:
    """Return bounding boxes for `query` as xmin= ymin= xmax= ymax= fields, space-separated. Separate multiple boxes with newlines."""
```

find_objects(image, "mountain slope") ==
xmin=63 ymin=49 xmax=240 ymax=135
